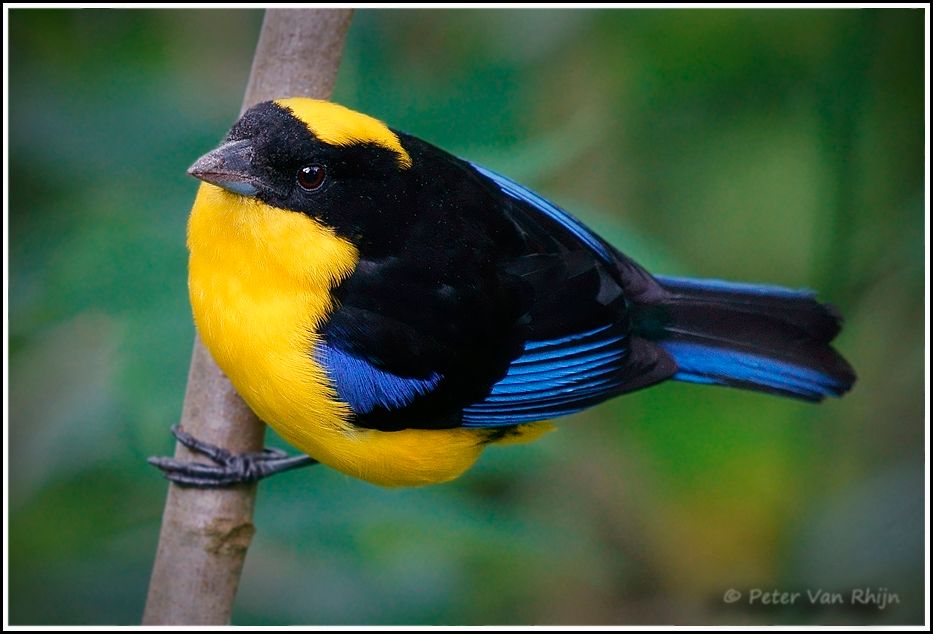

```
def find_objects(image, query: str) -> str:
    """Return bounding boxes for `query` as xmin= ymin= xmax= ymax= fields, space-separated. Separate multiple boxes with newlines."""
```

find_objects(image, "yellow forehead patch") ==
xmin=274 ymin=98 xmax=412 ymax=169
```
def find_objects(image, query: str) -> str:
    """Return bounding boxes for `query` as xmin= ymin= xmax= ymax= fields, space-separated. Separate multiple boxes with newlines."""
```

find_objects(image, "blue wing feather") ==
xmin=462 ymin=324 xmax=630 ymax=427
xmin=471 ymin=163 xmax=617 ymax=268
xmin=319 ymin=326 xmax=631 ymax=426
xmin=458 ymin=166 xmax=638 ymax=428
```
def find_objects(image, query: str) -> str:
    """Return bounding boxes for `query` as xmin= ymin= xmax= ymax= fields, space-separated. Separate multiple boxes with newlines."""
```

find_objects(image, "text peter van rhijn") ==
xmin=722 ymin=587 xmax=899 ymax=610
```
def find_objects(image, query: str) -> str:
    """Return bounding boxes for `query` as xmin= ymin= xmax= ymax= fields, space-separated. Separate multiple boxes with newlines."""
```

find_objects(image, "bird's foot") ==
xmin=148 ymin=425 xmax=318 ymax=488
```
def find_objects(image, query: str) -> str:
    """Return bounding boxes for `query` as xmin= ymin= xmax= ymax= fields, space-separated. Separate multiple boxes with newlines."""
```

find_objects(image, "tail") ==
xmin=633 ymin=276 xmax=857 ymax=401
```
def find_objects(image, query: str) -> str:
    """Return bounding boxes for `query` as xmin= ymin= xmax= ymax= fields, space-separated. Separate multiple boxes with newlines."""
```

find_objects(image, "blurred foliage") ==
xmin=8 ymin=9 xmax=925 ymax=625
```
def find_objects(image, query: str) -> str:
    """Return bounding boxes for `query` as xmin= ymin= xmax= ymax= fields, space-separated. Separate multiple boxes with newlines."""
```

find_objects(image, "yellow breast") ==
xmin=187 ymin=183 xmax=507 ymax=486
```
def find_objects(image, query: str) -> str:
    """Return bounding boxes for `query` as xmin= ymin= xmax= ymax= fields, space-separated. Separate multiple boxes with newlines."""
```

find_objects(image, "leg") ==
xmin=148 ymin=425 xmax=318 ymax=488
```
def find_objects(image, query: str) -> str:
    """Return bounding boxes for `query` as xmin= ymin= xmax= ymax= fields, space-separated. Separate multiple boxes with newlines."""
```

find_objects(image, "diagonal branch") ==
xmin=142 ymin=9 xmax=353 ymax=625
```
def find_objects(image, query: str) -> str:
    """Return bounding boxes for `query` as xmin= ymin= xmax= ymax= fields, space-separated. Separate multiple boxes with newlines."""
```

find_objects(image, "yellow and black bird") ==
xmin=150 ymin=98 xmax=856 ymax=488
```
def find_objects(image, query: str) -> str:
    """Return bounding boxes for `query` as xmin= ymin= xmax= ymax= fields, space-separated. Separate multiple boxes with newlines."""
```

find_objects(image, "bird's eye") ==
xmin=297 ymin=165 xmax=326 ymax=191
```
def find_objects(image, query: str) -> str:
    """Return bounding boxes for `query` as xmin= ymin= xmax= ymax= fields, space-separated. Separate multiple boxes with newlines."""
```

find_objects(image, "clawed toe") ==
xmin=148 ymin=426 xmax=319 ymax=488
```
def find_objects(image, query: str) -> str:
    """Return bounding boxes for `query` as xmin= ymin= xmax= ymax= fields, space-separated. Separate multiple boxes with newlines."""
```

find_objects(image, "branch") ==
xmin=142 ymin=9 xmax=353 ymax=625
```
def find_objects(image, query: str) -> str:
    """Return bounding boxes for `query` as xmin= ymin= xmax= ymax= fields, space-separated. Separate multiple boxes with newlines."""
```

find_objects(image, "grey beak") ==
xmin=188 ymin=139 xmax=260 ymax=196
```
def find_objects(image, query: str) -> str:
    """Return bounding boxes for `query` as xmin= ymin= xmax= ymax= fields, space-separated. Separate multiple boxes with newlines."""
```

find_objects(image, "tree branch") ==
xmin=142 ymin=9 xmax=353 ymax=625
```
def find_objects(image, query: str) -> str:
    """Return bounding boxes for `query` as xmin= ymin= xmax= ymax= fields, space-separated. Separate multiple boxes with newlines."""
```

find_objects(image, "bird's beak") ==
xmin=188 ymin=139 xmax=260 ymax=197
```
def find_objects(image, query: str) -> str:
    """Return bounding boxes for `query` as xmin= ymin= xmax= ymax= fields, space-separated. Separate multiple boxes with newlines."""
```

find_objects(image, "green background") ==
xmin=9 ymin=9 xmax=925 ymax=625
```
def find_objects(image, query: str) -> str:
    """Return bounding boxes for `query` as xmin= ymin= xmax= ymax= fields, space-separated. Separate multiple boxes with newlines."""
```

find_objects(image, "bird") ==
xmin=150 ymin=98 xmax=856 ymax=488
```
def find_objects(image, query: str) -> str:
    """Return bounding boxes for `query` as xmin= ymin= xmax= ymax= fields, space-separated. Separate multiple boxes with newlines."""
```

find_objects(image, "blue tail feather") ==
xmin=639 ymin=276 xmax=856 ymax=401
xmin=661 ymin=341 xmax=850 ymax=401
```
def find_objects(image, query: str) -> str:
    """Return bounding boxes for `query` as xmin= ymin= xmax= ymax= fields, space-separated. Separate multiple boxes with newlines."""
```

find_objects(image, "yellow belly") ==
xmin=187 ymin=184 xmax=549 ymax=486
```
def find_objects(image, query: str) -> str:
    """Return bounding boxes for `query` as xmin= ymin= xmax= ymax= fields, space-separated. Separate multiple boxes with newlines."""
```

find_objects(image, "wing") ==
xmin=459 ymin=166 xmax=676 ymax=427
xmin=317 ymin=137 xmax=675 ymax=430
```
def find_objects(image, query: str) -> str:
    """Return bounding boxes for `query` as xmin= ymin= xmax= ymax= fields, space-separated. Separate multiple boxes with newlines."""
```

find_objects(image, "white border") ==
xmin=2 ymin=3 xmax=929 ymax=631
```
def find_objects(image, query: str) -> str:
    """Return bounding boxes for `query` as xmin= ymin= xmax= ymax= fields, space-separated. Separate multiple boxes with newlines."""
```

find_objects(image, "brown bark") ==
xmin=142 ymin=9 xmax=353 ymax=625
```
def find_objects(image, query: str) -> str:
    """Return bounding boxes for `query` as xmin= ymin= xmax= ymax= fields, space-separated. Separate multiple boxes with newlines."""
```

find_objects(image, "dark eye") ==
xmin=297 ymin=165 xmax=326 ymax=191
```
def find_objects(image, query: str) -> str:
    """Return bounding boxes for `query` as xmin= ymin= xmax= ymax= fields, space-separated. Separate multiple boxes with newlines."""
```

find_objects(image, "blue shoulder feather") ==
xmin=316 ymin=343 xmax=443 ymax=414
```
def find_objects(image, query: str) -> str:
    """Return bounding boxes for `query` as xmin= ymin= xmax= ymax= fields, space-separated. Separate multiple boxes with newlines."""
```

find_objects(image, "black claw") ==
xmin=169 ymin=424 xmax=234 ymax=463
xmin=148 ymin=426 xmax=319 ymax=488
xmin=260 ymin=447 xmax=289 ymax=459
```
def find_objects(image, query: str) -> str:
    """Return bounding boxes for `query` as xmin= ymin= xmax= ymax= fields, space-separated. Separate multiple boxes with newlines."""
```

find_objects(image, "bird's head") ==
xmin=188 ymin=98 xmax=414 ymax=241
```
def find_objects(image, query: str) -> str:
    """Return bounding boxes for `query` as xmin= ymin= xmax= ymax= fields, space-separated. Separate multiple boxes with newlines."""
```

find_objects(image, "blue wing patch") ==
xmin=462 ymin=324 xmax=629 ymax=427
xmin=316 ymin=343 xmax=443 ymax=414
xmin=471 ymin=163 xmax=616 ymax=268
